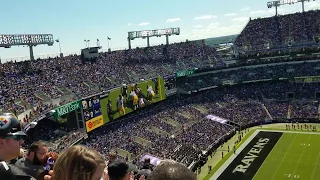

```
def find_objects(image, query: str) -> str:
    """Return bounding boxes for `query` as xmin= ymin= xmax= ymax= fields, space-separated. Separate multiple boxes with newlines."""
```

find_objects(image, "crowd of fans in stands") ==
xmin=0 ymin=41 xmax=219 ymax=115
xmin=235 ymin=10 xmax=320 ymax=52
xmin=3 ymin=9 xmax=320 ymax=180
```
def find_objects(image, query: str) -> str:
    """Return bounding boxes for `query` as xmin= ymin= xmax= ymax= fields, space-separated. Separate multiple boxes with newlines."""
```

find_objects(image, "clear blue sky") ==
xmin=0 ymin=0 xmax=319 ymax=61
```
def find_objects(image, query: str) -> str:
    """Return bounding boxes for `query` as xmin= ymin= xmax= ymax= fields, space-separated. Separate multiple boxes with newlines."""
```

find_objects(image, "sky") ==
xmin=0 ymin=0 xmax=320 ymax=61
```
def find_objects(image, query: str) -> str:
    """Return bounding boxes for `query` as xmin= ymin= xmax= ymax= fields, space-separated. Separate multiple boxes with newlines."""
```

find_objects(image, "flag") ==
xmin=55 ymin=39 xmax=59 ymax=43
xmin=107 ymin=36 xmax=111 ymax=40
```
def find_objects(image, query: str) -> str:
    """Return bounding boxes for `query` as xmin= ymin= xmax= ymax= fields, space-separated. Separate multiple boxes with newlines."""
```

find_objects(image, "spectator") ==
xmin=108 ymin=159 xmax=131 ymax=180
xmin=52 ymin=145 xmax=106 ymax=180
xmin=147 ymin=160 xmax=196 ymax=180
xmin=15 ymin=141 xmax=49 ymax=178
xmin=0 ymin=112 xmax=34 ymax=179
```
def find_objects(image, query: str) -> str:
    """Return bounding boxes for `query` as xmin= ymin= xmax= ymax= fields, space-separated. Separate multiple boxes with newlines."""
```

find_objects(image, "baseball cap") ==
xmin=0 ymin=112 xmax=26 ymax=136
xmin=108 ymin=159 xmax=130 ymax=178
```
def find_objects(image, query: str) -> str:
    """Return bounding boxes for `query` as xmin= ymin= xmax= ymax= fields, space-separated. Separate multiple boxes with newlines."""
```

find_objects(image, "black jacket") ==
xmin=0 ymin=161 xmax=35 ymax=180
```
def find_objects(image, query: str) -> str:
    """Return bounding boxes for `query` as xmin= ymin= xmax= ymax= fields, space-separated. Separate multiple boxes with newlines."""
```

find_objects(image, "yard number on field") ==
xmin=285 ymin=174 xmax=300 ymax=178
xmin=300 ymin=143 xmax=310 ymax=146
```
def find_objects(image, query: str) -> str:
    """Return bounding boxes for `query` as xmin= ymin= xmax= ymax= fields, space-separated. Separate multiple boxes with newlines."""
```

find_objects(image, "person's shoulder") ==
xmin=0 ymin=161 xmax=15 ymax=179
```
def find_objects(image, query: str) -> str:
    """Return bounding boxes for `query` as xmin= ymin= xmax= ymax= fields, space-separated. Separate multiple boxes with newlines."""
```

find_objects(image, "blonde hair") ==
xmin=53 ymin=145 xmax=105 ymax=180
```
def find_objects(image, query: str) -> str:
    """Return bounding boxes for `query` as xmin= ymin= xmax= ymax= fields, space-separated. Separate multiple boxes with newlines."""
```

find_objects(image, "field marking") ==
xmin=210 ymin=129 xmax=320 ymax=180
xmin=209 ymin=130 xmax=260 ymax=180
xmin=251 ymin=132 xmax=284 ymax=180
xmin=267 ymin=133 xmax=298 ymax=179
xmin=269 ymin=133 xmax=298 ymax=180
xmin=290 ymin=134 xmax=312 ymax=180
xmin=260 ymin=129 xmax=320 ymax=135
xmin=310 ymin=152 xmax=320 ymax=180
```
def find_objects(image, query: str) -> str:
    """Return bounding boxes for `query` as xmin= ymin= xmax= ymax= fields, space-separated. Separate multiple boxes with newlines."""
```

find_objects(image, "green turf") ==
xmin=253 ymin=132 xmax=320 ymax=180
xmin=201 ymin=126 xmax=320 ymax=180
xmin=202 ymin=130 xmax=256 ymax=180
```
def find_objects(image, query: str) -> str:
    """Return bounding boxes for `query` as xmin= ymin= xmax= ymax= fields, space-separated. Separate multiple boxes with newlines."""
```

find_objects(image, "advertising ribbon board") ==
xmin=53 ymin=100 xmax=81 ymax=119
xmin=85 ymin=115 xmax=104 ymax=132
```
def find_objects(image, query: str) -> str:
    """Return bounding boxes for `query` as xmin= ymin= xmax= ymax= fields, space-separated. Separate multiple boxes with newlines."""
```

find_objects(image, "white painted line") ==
xmin=269 ymin=133 xmax=298 ymax=180
xmin=310 ymin=152 xmax=320 ymax=180
xmin=210 ymin=130 xmax=260 ymax=180
xmin=251 ymin=132 xmax=287 ymax=180
xmin=290 ymin=135 xmax=312 ymax=180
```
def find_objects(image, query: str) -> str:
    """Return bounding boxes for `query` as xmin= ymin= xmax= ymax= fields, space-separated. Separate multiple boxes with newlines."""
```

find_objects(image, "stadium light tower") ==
xmin=127 ymin=27 xmax=180 ymax=49
xmin=0 ymin=34 xmax=54 ymax=60
xmin=267 ymin=0 xmax=316 ymax=16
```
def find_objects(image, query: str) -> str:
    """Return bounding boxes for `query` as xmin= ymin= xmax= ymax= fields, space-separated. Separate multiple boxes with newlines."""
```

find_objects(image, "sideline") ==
xmin=205 ymin=126 xmax=320 ymax=180
xmin=209 ymin=130 xmax=260 ymax=180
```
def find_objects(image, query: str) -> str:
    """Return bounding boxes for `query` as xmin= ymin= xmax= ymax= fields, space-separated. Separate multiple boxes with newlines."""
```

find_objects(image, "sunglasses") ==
xmin=5 ymin=135 xmax=25 ymax=141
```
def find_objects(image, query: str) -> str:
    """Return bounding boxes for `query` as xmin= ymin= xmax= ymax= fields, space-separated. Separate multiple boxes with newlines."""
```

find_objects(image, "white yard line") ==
xmin=210 ymin=129 xmax=319 ymax=180
xmin=209 ymin=130 xmax=260 ymax=180
xmin=260 ymin=129 xmax=320 ymax=135
xmin=310 ymin=152 xmax=320 ymax=180
xmin=251 ymin=132 xmax=286 ymax=180
xmin=269 ymin=133 xmax=298 ymax=180
xmin=290 ymin=134 xmax=312 ymax=180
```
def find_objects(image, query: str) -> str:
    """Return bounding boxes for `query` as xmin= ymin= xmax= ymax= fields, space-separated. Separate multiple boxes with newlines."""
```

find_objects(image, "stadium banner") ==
xmin=206 ymin=114 xmax=228 ymax=124
xmin=85 ymin=115 xmax=104 ymax=132
xmin=175 ymin=69 xmax=195 ymax=78
xmin=53 ymin=100 xmax=81 ymax=119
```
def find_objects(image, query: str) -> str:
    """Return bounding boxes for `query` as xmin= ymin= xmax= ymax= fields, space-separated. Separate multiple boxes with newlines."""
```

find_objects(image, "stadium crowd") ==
xmin=0 ymin=41 xmax=219 ymax=116
xmin=235 ymin=10 xmax=320 ymax=52
xmin=2 ymin=9 xmax=320 ymax=180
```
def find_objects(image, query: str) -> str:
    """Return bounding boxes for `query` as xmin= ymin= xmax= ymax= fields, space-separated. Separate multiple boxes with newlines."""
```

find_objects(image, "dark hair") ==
xmin=148 ymin=161 xmax=196 ymax=180
xmin=28 ymin=141 xmax=47 ymax=155
xmin=144 ymin=158 xmax=150 ymax=164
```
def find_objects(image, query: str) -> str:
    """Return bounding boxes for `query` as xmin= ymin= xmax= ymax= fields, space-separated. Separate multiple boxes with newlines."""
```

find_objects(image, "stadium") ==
xmin=1 ymin=0 xmax=320 ymax=180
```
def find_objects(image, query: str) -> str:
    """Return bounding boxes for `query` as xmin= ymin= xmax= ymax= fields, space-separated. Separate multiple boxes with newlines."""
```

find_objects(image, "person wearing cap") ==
xmin=0 ymin=112 xmax=35 ymax=180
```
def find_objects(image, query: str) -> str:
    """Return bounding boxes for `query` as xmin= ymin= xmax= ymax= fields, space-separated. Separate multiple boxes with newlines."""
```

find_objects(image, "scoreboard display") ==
xmin=128 ymin=28 xmax=180 ymax=40
xmin=82 ymin=95 xmax=102 ymax=121
xmin=82 ymin=95 xmax=104 ymax=132
xmin=0 ymin=34 xmax=54 ymax=47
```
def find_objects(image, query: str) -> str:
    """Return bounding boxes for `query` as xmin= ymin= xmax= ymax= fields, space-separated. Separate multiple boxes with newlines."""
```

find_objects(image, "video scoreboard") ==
xmin=82 ymin=95 xmax=104 ymax=132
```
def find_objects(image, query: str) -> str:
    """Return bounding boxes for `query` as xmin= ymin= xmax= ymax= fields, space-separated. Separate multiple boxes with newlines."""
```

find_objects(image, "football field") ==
xmin=253 ymin=132 xmax=320 ymax=180
xmin=214 ymin=130 xmax=320 ymax=180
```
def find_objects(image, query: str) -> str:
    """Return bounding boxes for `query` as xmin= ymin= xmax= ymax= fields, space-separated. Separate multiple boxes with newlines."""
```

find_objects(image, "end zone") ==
xmin=211 ymin=130 xmax=283 ymax=180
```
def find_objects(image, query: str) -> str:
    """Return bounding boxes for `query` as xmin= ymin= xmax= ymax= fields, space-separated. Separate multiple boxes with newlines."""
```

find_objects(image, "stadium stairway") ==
xmin=148 ymin=127 xmax=170 ymax=136
xmin=133 ymin=136 xmax=152 ymax=147
xmin=193 ymin=105 xmax=209 ymax=114
xmin=287 ymin=104 xmax=292 ymax=119
xmin=262 ymin=104 xmax=273 ymax=120
xmin=163 ymin=117 xmax=180 ymax=128
xmin=57 ymin=86 xmax=73 ymax=95
xmin=35 ymin=91 xmax=51 ymax=102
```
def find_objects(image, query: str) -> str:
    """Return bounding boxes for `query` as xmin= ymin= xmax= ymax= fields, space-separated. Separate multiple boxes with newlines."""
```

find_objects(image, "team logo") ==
xmin=0 ymin=116 xmax=10 ymax=129
xmin=82 ymin=101 xmax=88 ymax=109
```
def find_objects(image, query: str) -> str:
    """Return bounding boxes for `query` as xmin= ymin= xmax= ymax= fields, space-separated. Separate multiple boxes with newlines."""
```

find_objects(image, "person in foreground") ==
xmin=147 ymin=160 xmax=197 ymax=180
xmin=15 ymin=141 xmax=49 ymax=178
xmin=51 ymin=145 xmax=107 ymax=180
xmin=0 ymin=112 xmax=35 ymax=179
